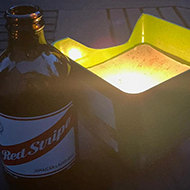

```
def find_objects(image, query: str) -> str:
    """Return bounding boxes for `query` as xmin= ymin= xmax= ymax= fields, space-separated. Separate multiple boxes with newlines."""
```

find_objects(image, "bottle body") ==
xmin=0 ymin=4 xmax=78 ymax=189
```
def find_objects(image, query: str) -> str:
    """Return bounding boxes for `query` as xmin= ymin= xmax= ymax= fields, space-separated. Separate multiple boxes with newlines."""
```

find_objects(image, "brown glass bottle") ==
xmin=0 ymin=4 xmax=78 ymax=190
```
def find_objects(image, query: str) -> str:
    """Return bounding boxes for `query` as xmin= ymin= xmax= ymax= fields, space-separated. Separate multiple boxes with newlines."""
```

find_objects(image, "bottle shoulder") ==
xmin=0 ymin=44 xmax=70 ymax=77
xmin=0 ymin=44 xmax=73 ymax=117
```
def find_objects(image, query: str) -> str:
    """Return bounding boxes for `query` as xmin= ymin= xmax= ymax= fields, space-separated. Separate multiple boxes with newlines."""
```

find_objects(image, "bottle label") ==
xmin=0 ymin=101 xmax=76 ymax=178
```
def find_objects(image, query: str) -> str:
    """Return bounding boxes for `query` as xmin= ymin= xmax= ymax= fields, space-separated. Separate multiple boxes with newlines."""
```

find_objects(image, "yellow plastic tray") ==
xmin=54 ymin=13 xmax=190 ymax=68
xmin=53 ymin=14 xmax=190 ymax=170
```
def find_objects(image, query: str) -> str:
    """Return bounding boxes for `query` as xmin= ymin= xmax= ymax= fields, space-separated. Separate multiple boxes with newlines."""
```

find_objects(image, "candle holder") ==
xmin=54 ymin=14 xmax=190 ymax=170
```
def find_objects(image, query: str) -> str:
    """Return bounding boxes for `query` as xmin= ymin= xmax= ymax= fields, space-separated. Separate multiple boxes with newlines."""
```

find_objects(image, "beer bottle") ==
xmin=0 ymin=4 xmax=78 ymax=190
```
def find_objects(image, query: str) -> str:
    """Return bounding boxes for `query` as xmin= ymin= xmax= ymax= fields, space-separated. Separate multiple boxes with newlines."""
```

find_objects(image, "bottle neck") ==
xmin=7 ymin=28 xmax=47 ymax=50
xmin=4 ymin=4 xmax=47 ymax=61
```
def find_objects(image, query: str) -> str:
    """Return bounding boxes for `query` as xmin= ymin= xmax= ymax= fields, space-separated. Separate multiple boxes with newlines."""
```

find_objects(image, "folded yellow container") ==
xmin=54 ymin=14 xmax=190 ymax=170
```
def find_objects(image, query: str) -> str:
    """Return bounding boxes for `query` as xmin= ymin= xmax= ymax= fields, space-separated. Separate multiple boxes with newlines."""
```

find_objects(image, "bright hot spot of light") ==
xmin=68 ymin=48 xmax=82 ymax=61
xmin=106 ymin=72 xmax=158 ymax=94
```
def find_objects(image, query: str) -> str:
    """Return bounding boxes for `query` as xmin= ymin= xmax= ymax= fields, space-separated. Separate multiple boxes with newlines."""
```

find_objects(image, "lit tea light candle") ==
xmin=89 ymin=44 xmax=190 ymax=94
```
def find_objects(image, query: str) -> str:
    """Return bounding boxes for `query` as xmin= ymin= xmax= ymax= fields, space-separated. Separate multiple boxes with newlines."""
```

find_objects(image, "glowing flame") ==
xmin=68 ymin=48 xmax=82 ymax=60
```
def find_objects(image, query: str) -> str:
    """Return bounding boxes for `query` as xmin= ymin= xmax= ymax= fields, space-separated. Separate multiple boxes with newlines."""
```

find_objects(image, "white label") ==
xmin=0 ymin=101 xmax=76 ymax=178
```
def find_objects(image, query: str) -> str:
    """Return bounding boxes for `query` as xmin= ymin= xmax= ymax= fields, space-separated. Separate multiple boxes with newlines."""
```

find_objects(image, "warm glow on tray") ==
xmin=89 ymin=44 xmax=190 ymax=94
xmin=105 ymin=72 xmax=158 ymax=94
